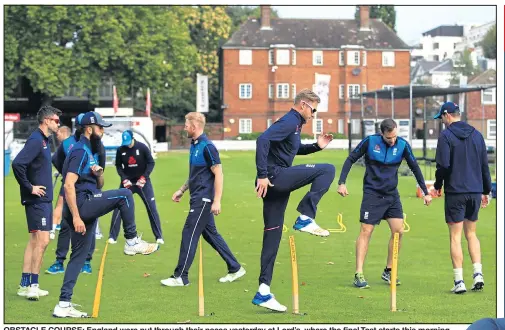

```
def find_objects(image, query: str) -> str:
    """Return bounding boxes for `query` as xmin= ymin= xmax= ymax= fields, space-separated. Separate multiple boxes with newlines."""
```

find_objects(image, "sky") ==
xmin=272 ymin=6 xmax=496 ymax=45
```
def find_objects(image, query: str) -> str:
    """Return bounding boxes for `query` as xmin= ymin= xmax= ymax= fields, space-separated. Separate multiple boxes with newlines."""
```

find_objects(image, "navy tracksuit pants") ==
xmin=59 ymin=188 xmax=137 ymax=302
xmin=55 ymin=216 xmax=95 ymax=263
xmin=259 ymin=163 xmax=335 ymax=286
xmin=109 ymin=179 xmax=163 ymax=240
xmin=173 ymin=198 xmax=241 ymax=285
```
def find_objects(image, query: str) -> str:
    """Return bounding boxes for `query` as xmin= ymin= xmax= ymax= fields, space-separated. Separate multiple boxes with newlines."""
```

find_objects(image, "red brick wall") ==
xmin=222 ymin=48 xmax=411 ymax=138
xmin=466 ymin=91 xmax=496 ymax=120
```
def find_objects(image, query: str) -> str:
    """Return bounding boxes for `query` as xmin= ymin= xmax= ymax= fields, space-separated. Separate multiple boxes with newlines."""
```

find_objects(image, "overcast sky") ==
xmin=272 ymin=6 xmax=496 ymax=45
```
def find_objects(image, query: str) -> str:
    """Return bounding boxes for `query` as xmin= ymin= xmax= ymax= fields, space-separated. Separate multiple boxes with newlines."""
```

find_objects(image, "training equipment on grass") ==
xmin=289 ymin=235 xmax=300 ymax=314
xmin=403 ymin=213 xmax=410 ymax=232
xmin=283 ymin=224 xmax=288 ymax=232
xmin=328 ymin=213 xmax=346 ymax=233
xmin=92 ymin=240 xmax=110 ymax=318
xmin=198 ymin=239 xmax=204 ymax=317
xmin=391 ymin=232 xmax=400 ymax=312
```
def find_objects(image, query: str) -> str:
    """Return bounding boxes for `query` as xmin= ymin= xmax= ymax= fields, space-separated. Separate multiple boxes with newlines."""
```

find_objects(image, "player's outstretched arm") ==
xmin=337 ymin=136 xmax=369 ymax=195
xmin=403 ymin=142 xmax=431 ymax=205
xmin=172 ymin=180 xmax=188 ymax=202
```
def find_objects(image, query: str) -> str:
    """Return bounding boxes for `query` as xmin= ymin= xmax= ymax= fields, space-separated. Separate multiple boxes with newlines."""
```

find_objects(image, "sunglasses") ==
xmin=302 ymin=101 xmax=317 ymax=114
xmin=46 ymin=117 xmax=60 ymax=125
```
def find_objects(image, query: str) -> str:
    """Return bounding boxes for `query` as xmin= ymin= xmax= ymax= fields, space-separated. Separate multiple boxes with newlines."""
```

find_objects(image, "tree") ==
xmin=450 ymin=48 xmax=481 ymax=84
xmin=355 ymin=6 xmax=396 ymax=32
xmin=226 ymin=6 xmax=279 ymax=36
xmin=479 ymin=24 xmax=496 ymax=59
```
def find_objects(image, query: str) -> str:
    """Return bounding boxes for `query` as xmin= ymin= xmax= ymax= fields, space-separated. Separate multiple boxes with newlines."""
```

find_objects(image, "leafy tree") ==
xmin=355 ymin=6 xmax=396 ymax=31
xmin=479 ymin=24 xmax=496 ymax=59
xmin=451 ymin=48 xmax=481 ymax=84
xmin=226 ymin=6 xmax=279 ymax=36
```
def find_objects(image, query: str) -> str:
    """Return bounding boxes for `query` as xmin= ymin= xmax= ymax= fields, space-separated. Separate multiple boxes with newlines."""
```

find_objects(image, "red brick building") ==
xmin=220 ymin=6 xmax=412 ymax=138
xmin=465 ymin=69 xmax=496 ymax=140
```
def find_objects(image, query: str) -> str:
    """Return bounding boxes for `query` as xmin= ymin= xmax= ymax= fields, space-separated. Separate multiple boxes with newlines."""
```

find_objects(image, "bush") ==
xmin=234 ymin=132 xmax=263 ymax=140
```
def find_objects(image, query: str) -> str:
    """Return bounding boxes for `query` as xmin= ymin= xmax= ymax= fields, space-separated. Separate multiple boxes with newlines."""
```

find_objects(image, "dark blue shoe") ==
xmin=80 ymin=262 xmax=92 ymax=274
xmin=46 ymin=261 xmax=64 ymax=274
xmin=354 ymin=272 xmax=370 ymax=288
xmin=252 ymin=292 xmax=287 ymax=312
xmin=55 ymin=224 xmax=61 ymax=231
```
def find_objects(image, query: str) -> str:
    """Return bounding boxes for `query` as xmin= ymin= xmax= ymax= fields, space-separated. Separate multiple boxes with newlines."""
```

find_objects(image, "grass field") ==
xmin=4 ymin=150 xmax=497 ymax=324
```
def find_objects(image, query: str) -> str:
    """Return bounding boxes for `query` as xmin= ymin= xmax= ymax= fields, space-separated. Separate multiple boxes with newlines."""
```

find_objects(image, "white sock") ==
xmin=59 ymin=301 xmax=71 ymax=308
xmin=299 ymin=215 xmax=311 ymax=221
xmin=473 ymin=263 xmax=483 ymax=275
xmin=258 ymin=283 xmax=270 ymax=295
xmin=453 ymin=268 xmax=463 ymax=282
xmin=52 ymin=224 xmax=57 ymax=231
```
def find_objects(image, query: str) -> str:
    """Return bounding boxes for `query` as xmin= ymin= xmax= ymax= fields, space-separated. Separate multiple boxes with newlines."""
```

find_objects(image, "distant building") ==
xmin=465 ymin=69 xmax=496 ymax=139
xmin=411 ymin=25 xmax=464 ymax=62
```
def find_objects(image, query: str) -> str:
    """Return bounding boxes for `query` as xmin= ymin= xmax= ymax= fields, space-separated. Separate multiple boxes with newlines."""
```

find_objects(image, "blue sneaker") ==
xmin=252 ymin=292 xmax=287 ymax=312
xmin=81 ymin=262 xmax=92 ymax=274
xmin=354 ymin=272 xmax=370 ymax=289
xmin=381 ymin=268 xmax=401 ymax=285
xmin=293 ymin=216 xmax=330 ymax=237
xmin=55 ymin=224 xmax=61 ymax=231
xmin=46 ymin=261 xmax=64 ymax=274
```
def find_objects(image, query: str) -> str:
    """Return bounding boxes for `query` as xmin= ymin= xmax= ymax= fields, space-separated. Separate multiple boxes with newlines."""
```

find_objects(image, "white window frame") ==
xmin=292 ymin=84 xmax=296 ymax=100
xmin=267 ymin=119 xmax=273 ymax=128
xmin=276 ymin=49 xmax=290 ymax=65
xmin=313 ymin=119 xmax=323 ymax=134
xmin=313 ymin=50 xmax=323 ymax=66
xmin=382 ymin=51 xmax=395 ymax=67
xmin=239 ymin=83 xmax=252 ymax=99
xmin=348 ymin=84 xmax=360 ymax=99
xmin=347 ymin=50 xmax=360 ymax=66
xmin=292 ymin=49 xmax=296 ymax=65
xmin=487 ymin=119 xmax=496 ymax=139
xmin=268 ymin=84 xmax=274 ymax=99
xmin=339 ymin=51 xmax=345 ymax=66
xmin=339 ymin=84 xmax=345 ymax=99
xmin=239 ymin=49 xmax=252 ymax=65
xmin=362 ymin=84 xmax=367 ymax=97
xmin=338 ymin=119 xmax=344 ymax=134
xmin=382 ymin=85 xmax=394 ymax=90
xmin=277 ymin=83 xmax=289 ymax=99
xmin=268 ymin=49 xmax=274 ymax=65
xmin=362 ymin=51 xmax=367 ymax=66
xmin=481 ymin=88 xmax=496 ymax=105
xmin=351 ymin=119 xmax=361 ymax=135
xmin=239 ymin=118 xmax=252 ymax=134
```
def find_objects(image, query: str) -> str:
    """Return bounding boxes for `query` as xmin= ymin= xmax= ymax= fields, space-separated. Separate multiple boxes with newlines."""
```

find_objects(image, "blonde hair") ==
xmin=294 ymin=88 xmax=321 ymax=105
xmin=185 ymin=112 xmax=206 ymax=128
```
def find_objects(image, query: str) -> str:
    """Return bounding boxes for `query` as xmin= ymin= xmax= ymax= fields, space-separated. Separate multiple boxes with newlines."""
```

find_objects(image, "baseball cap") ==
xmin=121 ymin=130 xmax=133 ymax=146
xmin=75 ymin=113 xmax=85 ymax=126
xmin=434 ymin=102 xmax=460 ymax=119
xmin=79 ymin=111 xmax=112 ymax=127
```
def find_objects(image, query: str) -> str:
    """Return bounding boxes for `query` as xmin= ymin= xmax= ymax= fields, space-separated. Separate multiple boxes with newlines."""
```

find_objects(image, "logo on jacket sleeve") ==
xmin=42 ymin=140 xmax=47 ymax=149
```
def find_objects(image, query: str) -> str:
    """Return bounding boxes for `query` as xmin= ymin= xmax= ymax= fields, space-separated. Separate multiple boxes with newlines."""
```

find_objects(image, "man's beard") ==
xmin=90 ymin=131 xmax=102 ymax=154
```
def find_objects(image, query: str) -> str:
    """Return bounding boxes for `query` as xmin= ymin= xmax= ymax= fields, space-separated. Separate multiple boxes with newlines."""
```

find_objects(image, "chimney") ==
xmin=359 ymin=5 xmax=370 ymax=31
xmin=260 ymin=5 xmax=272 ymax=30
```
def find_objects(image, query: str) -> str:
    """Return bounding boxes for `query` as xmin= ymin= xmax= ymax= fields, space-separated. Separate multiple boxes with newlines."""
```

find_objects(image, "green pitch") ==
xmin=4 ymin=150 xmax=496 ymax=323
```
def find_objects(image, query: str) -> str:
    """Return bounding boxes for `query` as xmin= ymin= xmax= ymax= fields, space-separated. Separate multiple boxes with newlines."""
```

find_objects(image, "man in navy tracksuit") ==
xmin=12 ymin=105 xmax=62 ymax=301
xmin=46 ymin=113 xmax=106 ymax=275
xmin=161 ymin=112 xmax=245 ymax=287
xmin=53 ymin=111 xmax=159 ymax=318
xmin=432 ymin=101 xmax=492 ymax=294
xmin=337 ymin=118 xmax=431 ymax=289
xmin=252 ymin=89 xmax=335 ymax=312
xmin=108 ymin=130 xmax=163 ymax=244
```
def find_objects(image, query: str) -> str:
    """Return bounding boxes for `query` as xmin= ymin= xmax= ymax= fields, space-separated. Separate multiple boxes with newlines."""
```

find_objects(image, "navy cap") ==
xmin=80 ymin=111 xmax=112 ymax=127
xmin=434 ymin=102 xmax=460 ymax=119
xmin=121 ymin=130 xmax=133 ymax=146
xmin=75 ymin=113 xmax=85 ymax=126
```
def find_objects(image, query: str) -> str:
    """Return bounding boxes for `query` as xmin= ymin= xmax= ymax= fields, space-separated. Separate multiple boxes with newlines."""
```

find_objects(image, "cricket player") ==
xmin=160 ymin=112 xmax=245 ymax=287
xmin=337 ymin=118 xmax=432 ymax=289
xmin=432 ymin=101 xmax=491 ymax=294
xmin=46 ymin=114 xmax=105 ymax=275
xmin=108 ymin=130 xmax=164 ymax=244
xmin=53 ymin=111 xmax=158 ymax=318
xmin=253 ymin=89 xmax=335 ymax=312
xmin=12 ymin=105 xmax=62 ymax=300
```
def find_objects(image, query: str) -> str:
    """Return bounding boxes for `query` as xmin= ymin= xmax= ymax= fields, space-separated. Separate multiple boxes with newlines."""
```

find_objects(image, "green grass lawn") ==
xmin=4 ymin=150 xmax=497 ymax=324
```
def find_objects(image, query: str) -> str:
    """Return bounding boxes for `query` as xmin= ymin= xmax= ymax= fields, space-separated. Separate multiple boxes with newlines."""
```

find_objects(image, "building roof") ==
xmin=422 ymin=25 xmax=464 ymax=37
xmin=468 ymin=69 xmax=496 ymax=85
xmin=222 ymin=18 xmax=410 ymax=50
xmin=362 ymin=85 xmax=496 ymax=99
xmin=411 ymin=59 xmax=452 ymax=79
xmin=430 ymin=59 xmax=453 ymax=73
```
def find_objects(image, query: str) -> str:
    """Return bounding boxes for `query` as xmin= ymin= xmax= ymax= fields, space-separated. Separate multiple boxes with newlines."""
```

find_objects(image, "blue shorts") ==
xmin=444 ymin=193 xmax=481 ymax=223
xmin=360 ymin=193 xmax=404 ymax=225
xmin=25 ymin=202 xmax=53 ymax=233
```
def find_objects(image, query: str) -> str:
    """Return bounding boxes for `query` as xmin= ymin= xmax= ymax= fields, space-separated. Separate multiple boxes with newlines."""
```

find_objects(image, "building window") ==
xmin=382 ymin=85 xmax=394 ymax=90
xmin=481 ymin=88 xmax=496 ymax=104
xmin=313 ymin=50 xmax=323 ymax=65
xmin=313 ymin=119 xmax=323 ymax=134
xmin=239 ymin=50 xmax=252 ymax=65
xmin=292 ymin=49 xmax=296 ymax=65
xmin=433 ymin=42 xmax=439 ymax=50
xmin=277 ymin=83 xmax=289 ymax=99
xmin=362 ymin=51 xmax=367 ymax=66
xmin=351 ymin=119 xmax=361 ymax=135
xmin=433 ymin=55 xmax=439 ymax=61
xmin=487 ymin=119 xmax=496 ymax=139
xmin=276 ymin=49 xmax=290 ymax=65
xmin=348 ymin=84 xmax=360 ymax=99
xmin=267 ymin=119 xmax=273 ymax=128
xmin=382 ymin=51 xmax=395 ymax=67
xmin=268 ymin=84 xmax=274 ymax=99
xmin=239 ymin=119 xmax=252 ymax=134
xmin=338 ymin=119 xmax=344 ymax=134
xmin=362 ymin=84 xmax=367 ymax=94
xmin=347 ymin=50 xmax=360 ymax=65
xmin=292 ymin=84 xmax=296 ymax=99
xmin=339 ymin=51 xmax=344 ymax=66
xmin=268 ymin=49 xmax=274 ymax=65
xmin=239 ymin=84 xmax=252 ymax=99
xmin=339 ymin=84 xmax=345 ymax=99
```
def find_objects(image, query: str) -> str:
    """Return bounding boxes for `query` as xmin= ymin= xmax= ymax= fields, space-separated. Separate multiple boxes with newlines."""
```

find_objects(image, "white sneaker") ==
xmin=17 ymin=285 xmax=46 ymax=297
xmin=107 ymin=238 xmax=117 ymax=244
xmin=50 ymin=231 xmax=55 ymax=240
xmin=472 ymin=273 xmax=484 ymax=291
xmin=219 ymin=267 xmax=246 ymax=283
xmin=53 ymin=303 xmax=88 ymax=318
xmin=124 ymin=236 xmax=159 ymax=256
xmin=156 ymin=238 xmax=165 ymax=245
xmin=293 ymin=217 xmax=330 ymax=237
xmin=95 ymin=232 xmax=103 ymax=240
xmin=252 ymin=292 xmax=287 ymax=312
xmin=25 ymin=284 xmax=48 ymax=300
xmin=451 ymin=280 xmax=467 ymax=294
xmin=160 ymin=277 xmax=188 ymax=287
